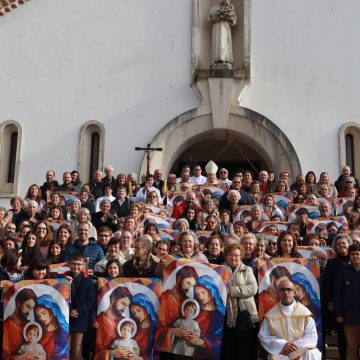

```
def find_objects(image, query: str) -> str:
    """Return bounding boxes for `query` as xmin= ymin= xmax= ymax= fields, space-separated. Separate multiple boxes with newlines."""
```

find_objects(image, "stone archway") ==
xmin=171 ymin=133 xmax=270 ymax=176
xmin=139 ymin=106 xmax=302 ymax=178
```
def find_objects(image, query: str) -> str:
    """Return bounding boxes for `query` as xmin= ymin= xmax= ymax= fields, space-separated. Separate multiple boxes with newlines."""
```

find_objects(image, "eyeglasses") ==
xmin=70 ymin=262 xmax=83 ymax=267
xmin=278 ymin=288 xmax=294 ymax=293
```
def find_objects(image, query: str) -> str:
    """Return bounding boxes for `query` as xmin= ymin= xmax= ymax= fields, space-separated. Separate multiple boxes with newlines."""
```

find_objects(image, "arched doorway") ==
xmin=170 ymin=131 xmax=271 ymax=176
xmin=139 ymin=107 xmax=301 ymax=178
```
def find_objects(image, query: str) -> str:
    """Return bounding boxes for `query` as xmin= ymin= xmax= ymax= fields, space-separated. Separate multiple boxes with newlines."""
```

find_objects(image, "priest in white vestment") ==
xmin=258 ymin=279 xmax=322 ymax=360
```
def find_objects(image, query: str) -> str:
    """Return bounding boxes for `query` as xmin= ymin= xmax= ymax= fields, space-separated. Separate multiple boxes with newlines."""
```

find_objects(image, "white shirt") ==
xmin=190 ymin=175 xmax=207 ymax=186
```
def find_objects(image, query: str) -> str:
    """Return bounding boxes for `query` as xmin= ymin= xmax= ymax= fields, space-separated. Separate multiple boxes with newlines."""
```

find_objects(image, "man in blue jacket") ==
xmin=63 ymin=222 xmax=104 ymax=270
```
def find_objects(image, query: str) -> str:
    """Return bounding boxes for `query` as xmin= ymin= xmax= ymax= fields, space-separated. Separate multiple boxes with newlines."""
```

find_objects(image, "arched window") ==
xmin=78 ymin=121 xmax=105 ymax=184
xmin=339 ymin=123 xmax=360 ymax=178
xmin=345 ymin=134 xmax=354 ymax=172
xmin=90 ymin=132 xmax=100 ymax=179
xmin=0 ymin=120 xmax=22 ymax=195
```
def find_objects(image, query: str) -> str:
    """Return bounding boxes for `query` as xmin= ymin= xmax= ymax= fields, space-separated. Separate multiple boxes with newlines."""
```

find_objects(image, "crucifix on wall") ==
xmin=135 ymin=144 xmax=163 ymax=176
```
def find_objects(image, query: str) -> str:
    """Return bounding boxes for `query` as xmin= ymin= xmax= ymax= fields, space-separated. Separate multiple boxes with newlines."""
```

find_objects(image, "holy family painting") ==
xmin=154 ymin=258 xmax=231 ymax=359
xmin=3 ymin=278 xmax=70 ymax=360
xmin=95 ymin=277 xmax=162 ymax=360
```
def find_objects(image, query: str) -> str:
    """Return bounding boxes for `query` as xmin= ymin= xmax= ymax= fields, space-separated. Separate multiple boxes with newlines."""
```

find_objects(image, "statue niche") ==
xmin=191 ymin=0 xmax=250 ymax=79
xmin=208 ymin=0 xmax=237 ymax=70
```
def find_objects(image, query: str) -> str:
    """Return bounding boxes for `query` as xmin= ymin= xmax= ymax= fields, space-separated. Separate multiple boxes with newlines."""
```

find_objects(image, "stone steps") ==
xmin=325 ymin=333 xmax=340 ymax=360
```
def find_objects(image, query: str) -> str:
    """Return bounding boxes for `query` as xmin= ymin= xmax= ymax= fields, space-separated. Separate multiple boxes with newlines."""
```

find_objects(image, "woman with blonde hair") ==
xmin=220 ymin=242 xmax=258 ymax=360
xmin=70 ymin=207 xmax=97 ymax=240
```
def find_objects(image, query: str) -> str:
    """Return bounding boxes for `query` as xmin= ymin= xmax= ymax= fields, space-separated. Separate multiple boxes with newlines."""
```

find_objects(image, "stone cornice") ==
xmin=0 ymin=0 xmax=30 ymax=17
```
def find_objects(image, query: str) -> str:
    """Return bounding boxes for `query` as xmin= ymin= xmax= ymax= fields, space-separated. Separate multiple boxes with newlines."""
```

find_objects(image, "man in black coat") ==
xmin=153 ymin=168 xmax=165 ymax=196
xmin=102 ymin=165 xmax=116 ymax=190
xmin=335 ymin=165 xmax=360 ymax=192
xmin=40 ymin=169 xmax=56 ymax=200
xmin=110 ymin=186 xmax=132 ymax=218
xmin=90 ymin=170 xmax=104 ymax=199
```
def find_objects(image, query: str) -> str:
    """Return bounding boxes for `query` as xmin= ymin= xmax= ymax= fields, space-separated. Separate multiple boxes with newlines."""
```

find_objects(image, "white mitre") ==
xmin=205 ymin=160 xmax=218 ymax=174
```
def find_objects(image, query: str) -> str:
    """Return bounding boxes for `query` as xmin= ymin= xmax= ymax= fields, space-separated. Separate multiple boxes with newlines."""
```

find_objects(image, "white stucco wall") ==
xmin=0 ymin=0 xmax=199 ymax=203
xmin=240 ymin=0 xmax=360 ymax=177
xmin=0 ymin=0 xmax=359 ymax=205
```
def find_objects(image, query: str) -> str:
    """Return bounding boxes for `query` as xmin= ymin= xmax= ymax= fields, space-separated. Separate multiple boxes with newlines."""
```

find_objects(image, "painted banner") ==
xmin=263 ymin=192 xmax=294 ymax=209
xmin=3 ymin=278 xmax=70 ymax=360
xmin=307 ymin=216 xmax=349 ymax=233
xmin=257 ymin=258 xmax=322 ymax=349
xmin=95 ymin=277 xmax=162 ymax=360
xmin=287 ymin=203 xmax=320 ymax=222
xmin=155 ymin=257 xmax=231 ymax=359
xmin=335 ymin=197 xmax=354 ymax=216
xmin=139 ymin=214 xmax=175 ymax=230
xmin=197 ymin=185 xmax=227 ymax=206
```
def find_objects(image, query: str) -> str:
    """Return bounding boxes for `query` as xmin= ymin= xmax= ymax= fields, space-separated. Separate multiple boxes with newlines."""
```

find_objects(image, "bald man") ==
xmin=259 ymin=279 xmax=321 ymax=359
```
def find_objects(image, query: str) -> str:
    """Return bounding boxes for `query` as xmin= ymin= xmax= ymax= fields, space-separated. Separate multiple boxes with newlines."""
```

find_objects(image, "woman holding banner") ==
xmin=220 ymin=242 xmax=258 ymax=360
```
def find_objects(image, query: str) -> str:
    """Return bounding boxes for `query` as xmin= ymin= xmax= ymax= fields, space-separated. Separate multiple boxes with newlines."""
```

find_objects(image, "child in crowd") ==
xmin=68 ymin=252 xmax=97 ymax=360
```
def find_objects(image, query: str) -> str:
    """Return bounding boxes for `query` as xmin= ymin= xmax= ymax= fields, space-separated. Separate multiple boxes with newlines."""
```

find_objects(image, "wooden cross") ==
xmin=135 ymin=144 xmax=163 ymax=176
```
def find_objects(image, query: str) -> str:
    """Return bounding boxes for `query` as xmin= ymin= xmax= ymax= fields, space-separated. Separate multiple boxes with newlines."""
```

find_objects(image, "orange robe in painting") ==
xmin=3 ymin=317 xmax=26 ymax=360
xmin=154 ymin=289 xmax=183 ymax=352
xmin=39 ymin=330 xmax=56 ymax=360
xmin=95 ymin=311 xmax=123 ymax=360
xmin=258 ymin=290 xmax=279 ymax=320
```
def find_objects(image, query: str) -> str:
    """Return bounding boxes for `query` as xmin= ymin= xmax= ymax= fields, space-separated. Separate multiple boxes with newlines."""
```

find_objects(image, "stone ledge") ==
xmin=0 ymin=0 xmax=30 ymax=17
xmin=195 ymin=68 xmax=249 ymax=81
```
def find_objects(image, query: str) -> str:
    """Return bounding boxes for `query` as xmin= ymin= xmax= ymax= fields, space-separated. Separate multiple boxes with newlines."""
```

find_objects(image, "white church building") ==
xmin=0 ymin=0 xmax=359 ymax=205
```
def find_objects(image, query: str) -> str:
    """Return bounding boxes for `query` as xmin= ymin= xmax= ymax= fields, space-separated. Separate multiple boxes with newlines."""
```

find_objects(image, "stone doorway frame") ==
xmin=138 ymin=106 xmax=302 ymax=179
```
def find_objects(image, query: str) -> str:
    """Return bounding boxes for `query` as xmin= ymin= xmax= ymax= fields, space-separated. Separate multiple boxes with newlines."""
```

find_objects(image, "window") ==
xmin=339 ymin=123 xmax=360 ymax=178
xmin=7 ymin=131 xmax=18 ymax=183
xmin=0 ymin=120 xmax=22 ymax=195
xmin=78 ymin=121 xmax=105 ymax=184
xmin=345 ymin=134 xmax=354 ymax=172
xmin=90 ymin=132 xmax=100 ymax=180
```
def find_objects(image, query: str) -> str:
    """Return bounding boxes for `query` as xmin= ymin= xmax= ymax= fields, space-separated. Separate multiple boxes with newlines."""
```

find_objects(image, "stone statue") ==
xmin=208 ymin=0 xmax=237 ymax=70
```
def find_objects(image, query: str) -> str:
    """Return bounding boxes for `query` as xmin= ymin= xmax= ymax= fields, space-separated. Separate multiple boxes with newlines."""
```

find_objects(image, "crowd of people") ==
xmin=0 ymin=161 xmax=360 ymax=360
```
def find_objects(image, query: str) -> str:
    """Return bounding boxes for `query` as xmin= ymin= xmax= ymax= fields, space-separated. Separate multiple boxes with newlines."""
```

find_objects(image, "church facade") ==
xmin=0 ymin=0 xmax=359 ymax=204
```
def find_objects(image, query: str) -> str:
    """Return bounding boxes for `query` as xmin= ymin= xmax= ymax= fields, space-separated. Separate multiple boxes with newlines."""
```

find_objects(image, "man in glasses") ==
xmin=218 ymin=167 xmax=232 ymax=186
xmin=259 ymin=279 xmax=321 ymax=359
